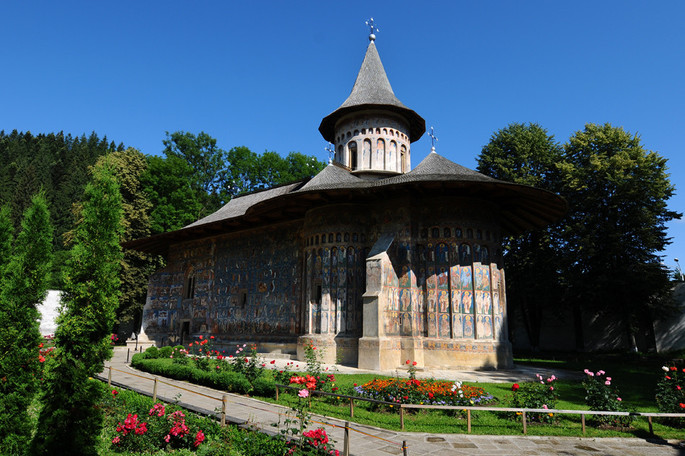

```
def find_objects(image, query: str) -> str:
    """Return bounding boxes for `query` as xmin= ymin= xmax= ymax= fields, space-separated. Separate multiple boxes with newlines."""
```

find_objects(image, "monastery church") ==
xmin=127 ymin=28 xmax=565 ymax=370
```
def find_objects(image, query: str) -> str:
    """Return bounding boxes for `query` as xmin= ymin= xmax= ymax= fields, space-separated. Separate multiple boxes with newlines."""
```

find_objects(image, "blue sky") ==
xmin=1 ymin=1 xmax=683 ymax=273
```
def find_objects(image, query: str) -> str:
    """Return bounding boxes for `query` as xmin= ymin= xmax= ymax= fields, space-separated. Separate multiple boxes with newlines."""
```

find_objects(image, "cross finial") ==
xmin=428 ymin=126 xmax=438 ymax=152
xmin=325 ymin=142 xmax=335 ymax=164
xmin=366 ymin=18 xmax=379 ymax=41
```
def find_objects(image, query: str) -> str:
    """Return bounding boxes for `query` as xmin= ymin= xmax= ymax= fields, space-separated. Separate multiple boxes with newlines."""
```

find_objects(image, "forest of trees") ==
xmin=0 ymin=129 xmax=326 ymax=334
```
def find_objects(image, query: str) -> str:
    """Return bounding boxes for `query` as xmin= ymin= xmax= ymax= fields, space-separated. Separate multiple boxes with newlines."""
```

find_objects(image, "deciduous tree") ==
xmin=559 ymin=123 xmax=681 ymax=351
xmin=477 ymin=123 xmax=565 ymax=350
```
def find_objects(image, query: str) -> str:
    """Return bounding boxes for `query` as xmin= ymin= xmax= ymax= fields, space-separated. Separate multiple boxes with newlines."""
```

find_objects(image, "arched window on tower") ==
xmin=337 ymin=145 xmax=343 ymax=164
xmin=348 ymin=141 xmax=358 ymax=169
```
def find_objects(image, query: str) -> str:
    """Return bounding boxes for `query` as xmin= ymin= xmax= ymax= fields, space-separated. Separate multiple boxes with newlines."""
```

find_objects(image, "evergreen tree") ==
xmin=32 ymin=160 xmax=123 ymax=456
xmin=0 ymin=194 xmax=53 ymax=455
xmin=0 ymin=205 xmax=13 ymax=276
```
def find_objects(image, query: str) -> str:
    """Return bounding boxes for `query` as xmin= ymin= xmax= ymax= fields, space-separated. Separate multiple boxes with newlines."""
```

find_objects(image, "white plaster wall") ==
xmin=37 ymin=290 xmax=61 ymax=336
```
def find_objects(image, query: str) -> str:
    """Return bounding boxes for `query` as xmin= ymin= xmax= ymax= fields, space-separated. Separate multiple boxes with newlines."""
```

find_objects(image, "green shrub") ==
xmin=158 ymin=346 xmax=173 ymax=359
xmin=145 ymin=346 xmax=159 ymax=359
xmin=252 ymin=376 xmax=276 ymax=398
xmin=214 ymin=371 xmax=251 ymax=394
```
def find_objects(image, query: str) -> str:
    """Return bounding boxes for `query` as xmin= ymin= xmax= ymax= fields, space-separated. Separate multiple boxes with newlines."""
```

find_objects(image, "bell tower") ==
xmin=319 ymin=19 xmax=425 ymax=177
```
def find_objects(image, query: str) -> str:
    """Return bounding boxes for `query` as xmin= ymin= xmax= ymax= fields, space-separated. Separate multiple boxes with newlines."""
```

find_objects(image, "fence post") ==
xmin=402 ymin=440 xmax=408 ymax=456
xmin=400 ymin=405 xmax=405 ymax=430
xmin=343 ymin=421 xmax=350 ymax=456
xmin=648 ymin=416 xmax=653 ymax=436
xmin=152 ymin=377 xmax=158 ymax=403
xmin=221 ymin=395 xmax=227 ymax=426
xmin=522 ymin=411 xmax=527 ymax=435
xmin=350 ymin=398 xmax=354 ymax=418
xmin=467 ymin=409 xmax=471 ymax=433
xmin=276 ymin=386 xmax=279 ymax=401
xmin=126 ymin=348 xmax=130 ymax=363
xmin=581 ymin=414 xmax=585 ymax=435
xmin=108 ymin=366 xmax=112 ymax=387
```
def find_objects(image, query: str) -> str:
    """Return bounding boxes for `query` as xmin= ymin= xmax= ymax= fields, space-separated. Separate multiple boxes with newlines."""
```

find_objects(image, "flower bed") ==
xmin=354 ymin=378 xmax=494 ymax=407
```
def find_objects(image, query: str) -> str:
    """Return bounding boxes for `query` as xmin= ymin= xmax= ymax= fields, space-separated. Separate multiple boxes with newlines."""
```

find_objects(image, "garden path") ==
xmin=99 ymin=347 xmax=685 ymax=456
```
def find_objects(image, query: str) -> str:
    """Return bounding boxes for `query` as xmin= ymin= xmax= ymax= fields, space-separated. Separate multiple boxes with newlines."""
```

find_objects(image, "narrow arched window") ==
xmin=348 ymin=141 xmax=358 ymax=169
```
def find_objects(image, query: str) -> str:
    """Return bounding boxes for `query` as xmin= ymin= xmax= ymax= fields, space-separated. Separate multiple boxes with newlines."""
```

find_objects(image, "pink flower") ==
xmin=298 ymin=389 xmax=309 ymax=398
xmin=194 ymin=430 xmax=205 ymax=447
xmin=605 ymin=380 xmax=611 ymax=386
xmin=112 ymin=436 xmax=121 ymax=444
xmin=542 ymin=404 xmax=548 ymax=409
xmin=606 ymin=377 xmax=612 ymax=381
xmin=617 ymin=397 xmax=622 ymax=401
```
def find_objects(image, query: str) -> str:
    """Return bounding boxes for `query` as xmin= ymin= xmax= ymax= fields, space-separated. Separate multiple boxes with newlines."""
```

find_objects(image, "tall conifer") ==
xmin=32 ymin=159 xmax=123 ymax=456
xmin=0 ymin=195 xmax=53 ymax=455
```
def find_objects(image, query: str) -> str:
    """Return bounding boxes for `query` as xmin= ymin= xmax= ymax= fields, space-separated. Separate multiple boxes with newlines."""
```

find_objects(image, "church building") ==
xmin=127 ymin=29 xmax=565 ymax=370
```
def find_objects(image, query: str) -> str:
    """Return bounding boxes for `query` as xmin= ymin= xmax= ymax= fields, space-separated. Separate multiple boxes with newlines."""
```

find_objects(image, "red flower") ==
xmin=406 ymin=360 xmax=410 ymax=364
xmin=210 ymin=336 xmax=214 ymax=339
xmin=680 ymin=403 xmax=685 ymax=409
xmin=671 ymin=366 xmax=677 ymax=371
xmin=666 ymin=376 xmax=672 ymax=380
xmin=112 ymin=390 xmax=119 ymax=397
xmin=199 ymin=335 xmax=203 ymax=340
xmin=512 ymin=383 xmax=520 ymax=391
xmin=270 ymin=359 xmax=276 ymax=364
xmin=412 ymin=361 xmax=417 ymax=366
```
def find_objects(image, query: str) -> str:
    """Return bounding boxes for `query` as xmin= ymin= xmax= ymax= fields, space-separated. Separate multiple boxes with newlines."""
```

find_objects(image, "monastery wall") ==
xmin=142 ymin=221 xmax=304 ymax=352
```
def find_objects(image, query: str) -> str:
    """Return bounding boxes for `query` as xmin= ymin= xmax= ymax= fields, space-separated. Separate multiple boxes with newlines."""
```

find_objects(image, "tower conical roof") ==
xmin=319 ymin=41 xmax=425 ymax=143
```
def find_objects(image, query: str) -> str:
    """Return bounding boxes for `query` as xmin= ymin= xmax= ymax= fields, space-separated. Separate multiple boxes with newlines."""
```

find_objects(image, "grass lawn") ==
xmin=134 ymin=352 xmax=685 ymax=440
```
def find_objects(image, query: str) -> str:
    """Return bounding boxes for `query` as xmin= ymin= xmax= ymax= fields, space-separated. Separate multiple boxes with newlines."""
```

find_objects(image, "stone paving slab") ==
xmin=101 ymin=347 xmax=685 ymax=456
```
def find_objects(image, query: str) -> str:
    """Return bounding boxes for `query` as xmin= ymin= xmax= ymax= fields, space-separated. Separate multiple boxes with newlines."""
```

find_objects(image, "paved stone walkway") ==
xmin=99 ymin=347 xmax=685 ymax=456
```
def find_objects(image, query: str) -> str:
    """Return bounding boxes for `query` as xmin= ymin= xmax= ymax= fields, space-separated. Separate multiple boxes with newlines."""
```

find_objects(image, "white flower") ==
xmin=662 ymin=366 xmax=669 ymax=372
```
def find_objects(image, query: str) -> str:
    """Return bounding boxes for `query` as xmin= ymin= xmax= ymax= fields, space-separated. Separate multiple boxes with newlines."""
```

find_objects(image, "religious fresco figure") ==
xmin=452 ymin=314 xmax=463 ymax=338
xmin=438 ymin=290 xmax=449 ymax=313
xmin=439 ymin=313 xmax=450 ymax=338
xmin=463 ymin=315 xmax=474 ymax=338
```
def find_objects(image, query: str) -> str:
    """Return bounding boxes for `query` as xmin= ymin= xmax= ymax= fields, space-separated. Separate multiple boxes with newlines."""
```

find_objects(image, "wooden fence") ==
xmin=275 ymin=383 xmax=685 ymax=436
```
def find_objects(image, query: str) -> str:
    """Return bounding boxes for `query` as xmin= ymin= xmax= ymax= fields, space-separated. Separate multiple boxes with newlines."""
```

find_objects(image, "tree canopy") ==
xmin=478 ymin=122 xmax=681 ymax=351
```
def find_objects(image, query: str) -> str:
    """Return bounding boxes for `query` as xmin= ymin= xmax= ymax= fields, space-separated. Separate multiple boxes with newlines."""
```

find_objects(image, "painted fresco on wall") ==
xmin=143 ymin=224 xmax=304 ymax=344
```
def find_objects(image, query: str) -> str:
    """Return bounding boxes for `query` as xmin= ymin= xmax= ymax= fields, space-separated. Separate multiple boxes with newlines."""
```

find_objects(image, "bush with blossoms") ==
xmin=655 ymin=365 xmax=685 ymax=426
xmin=582 ymin=369 xmax=632 ymax=427
xmin=109 ymin=392 xmax=206 ymax=453
xmin=509 ymin=374 xmax=558 ymax=423
xmin=276 ymin=375 xmax=339 ymax=455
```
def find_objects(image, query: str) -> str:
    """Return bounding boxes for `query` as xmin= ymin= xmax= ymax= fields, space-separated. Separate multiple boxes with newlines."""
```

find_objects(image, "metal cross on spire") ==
xmin=325 ymin=142 xmax=335 ymax=164
xmin=428 ymin=126 xmax=438 ymax=152
xmin=366 ymin=17 xmax=379 ymax=41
